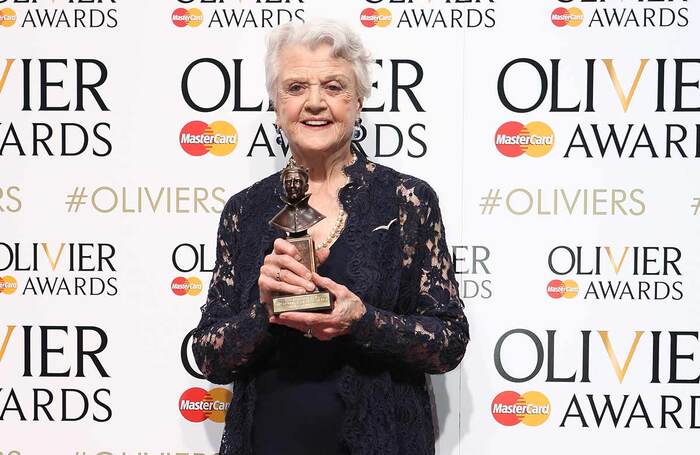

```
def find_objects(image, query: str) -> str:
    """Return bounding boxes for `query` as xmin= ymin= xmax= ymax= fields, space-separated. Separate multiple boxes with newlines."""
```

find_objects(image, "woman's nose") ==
xmin=304 ymin=84 xmax=326 ymax=112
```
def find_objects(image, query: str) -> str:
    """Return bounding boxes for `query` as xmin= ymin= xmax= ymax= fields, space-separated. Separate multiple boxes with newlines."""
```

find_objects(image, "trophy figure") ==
xmin=269 ymin=160 xmax=334 ymax=315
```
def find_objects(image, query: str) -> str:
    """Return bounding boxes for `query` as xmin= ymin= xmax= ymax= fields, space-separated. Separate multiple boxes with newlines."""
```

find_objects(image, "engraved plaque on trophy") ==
xmin=268 ymin=160 xmax=334 ymax=315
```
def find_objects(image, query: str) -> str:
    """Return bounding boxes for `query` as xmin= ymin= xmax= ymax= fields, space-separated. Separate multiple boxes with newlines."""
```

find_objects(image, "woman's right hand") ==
xmin=258 ymin=238 xmax=318 ymax=317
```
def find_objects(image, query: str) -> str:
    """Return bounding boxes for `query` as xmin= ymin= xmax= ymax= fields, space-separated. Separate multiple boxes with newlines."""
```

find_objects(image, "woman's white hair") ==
xmin=265 ymin=19 xmax=372 ymax=106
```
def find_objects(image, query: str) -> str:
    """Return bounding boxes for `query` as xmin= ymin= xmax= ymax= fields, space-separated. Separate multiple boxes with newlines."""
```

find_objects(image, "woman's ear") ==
xmin=272 ymin=97 xmax=281 ymax=127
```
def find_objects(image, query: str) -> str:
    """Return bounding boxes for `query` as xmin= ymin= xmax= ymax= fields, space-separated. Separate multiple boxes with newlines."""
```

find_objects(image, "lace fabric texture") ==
xmin=192 ymin=152 xmax=469 ymax=455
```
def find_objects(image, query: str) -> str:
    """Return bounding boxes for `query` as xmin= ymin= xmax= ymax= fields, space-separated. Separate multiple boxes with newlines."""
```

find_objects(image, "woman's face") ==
xmin=275 ymin=43 xmax=362 ymax=157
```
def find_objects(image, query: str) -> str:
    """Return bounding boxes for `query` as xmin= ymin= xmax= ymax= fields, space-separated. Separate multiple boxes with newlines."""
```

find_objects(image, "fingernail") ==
xmin=296 ymin=287 xmax=306 ymax=294
xmin=306 ymin=283 xmax=315 ymax=291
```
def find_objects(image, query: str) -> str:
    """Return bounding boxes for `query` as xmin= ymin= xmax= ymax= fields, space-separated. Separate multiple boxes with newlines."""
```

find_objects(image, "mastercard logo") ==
xmin=0 ymin=276 xmax=18 ymax=295
xmin=547 ymin=279 xmax=579 ymax=299
xmin=179 ymin=387 xmax=232 ymax=423
xmin=172 ymin=8 xmax=204 ymax=28
xmin=551 ymin=7 xmax=584 ymax=27
xmin=492 ymin=391 xmax=550 ymax=427
xmin=0 ymin=8 xmax=17 ymax=27
xmin=360 ymin=8 xmax=392 ymax=28
xmin=495 ymin=121 xmax=555 ymax=158
xmin=180 ymin=120 xmax=238 ymax=157
xmin=171 ymin=277 xmax=203 ymax=296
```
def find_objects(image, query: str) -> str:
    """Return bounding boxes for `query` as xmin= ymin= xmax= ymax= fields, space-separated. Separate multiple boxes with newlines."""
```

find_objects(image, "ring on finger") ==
xmin=304 ymin=328 xmax=313 ymax=338
xmin=275 ymin=269 xmax=282 ymax=281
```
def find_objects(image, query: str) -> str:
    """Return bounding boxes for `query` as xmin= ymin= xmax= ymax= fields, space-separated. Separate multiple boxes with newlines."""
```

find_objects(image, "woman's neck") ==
xmin=291 ymin=147 xmax=353 ymax=189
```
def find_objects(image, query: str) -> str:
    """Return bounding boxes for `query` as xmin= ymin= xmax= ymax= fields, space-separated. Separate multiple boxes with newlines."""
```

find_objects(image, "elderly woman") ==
xmin=192 ymin=19 xmax=469 ymax=455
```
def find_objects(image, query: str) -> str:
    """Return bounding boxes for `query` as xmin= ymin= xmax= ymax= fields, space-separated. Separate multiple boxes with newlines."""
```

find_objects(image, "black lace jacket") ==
xmin=192 ymin=152 xmax=470 ymax=455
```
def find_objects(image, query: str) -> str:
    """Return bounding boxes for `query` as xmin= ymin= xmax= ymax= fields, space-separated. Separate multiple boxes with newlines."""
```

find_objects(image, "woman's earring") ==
xmin=352 ymin=118 xmax=363 ymax=140
xmin=274 ymin=124 xmax=284 ymax=146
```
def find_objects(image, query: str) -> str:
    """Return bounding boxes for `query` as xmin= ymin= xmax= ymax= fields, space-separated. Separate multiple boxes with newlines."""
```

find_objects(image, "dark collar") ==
xmin=344 ymin=150 xmax=369 ymax=182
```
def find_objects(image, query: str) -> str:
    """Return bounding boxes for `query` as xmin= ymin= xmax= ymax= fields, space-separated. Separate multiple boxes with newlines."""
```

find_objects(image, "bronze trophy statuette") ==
xmin=269 ymin=160 xmax=334 ymax=315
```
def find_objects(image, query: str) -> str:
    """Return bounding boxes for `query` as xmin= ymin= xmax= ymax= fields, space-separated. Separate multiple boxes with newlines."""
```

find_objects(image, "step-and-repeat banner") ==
xmin=2 ymin=1 xmax=699 ymax=454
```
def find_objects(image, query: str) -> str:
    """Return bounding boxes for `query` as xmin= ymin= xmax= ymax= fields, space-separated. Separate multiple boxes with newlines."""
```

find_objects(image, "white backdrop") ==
xmin=2 ymin=1 xmax=700 ymax=454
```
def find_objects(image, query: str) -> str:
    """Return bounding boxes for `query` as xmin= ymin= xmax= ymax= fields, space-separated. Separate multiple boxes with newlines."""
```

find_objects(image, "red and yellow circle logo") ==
xmin=360 ymin=8 xmax=392 ymax=28
xmin=0 ymin=276 xmax=18 ymax=295
xmin=547 ymin=279 xmax=579 ymax=299
xmin=492 ymin=391 xmax=551 ymax=426
xmin=171 ymin=277 xmax=203 ymax=296
xmin=495 ymin=121 xmax=555 ymax=158
xmin=179 ymin=387 xmax=232 ymax=423
xmin=551 ymin=7 xmax=584 ymax=27
xmin=0 ymin=8 xmax=17 ymax=27
xmin=172 ymin=8 xmax=204 ymax=28
xmin=180 ymin=120 xmax=238 ymax=157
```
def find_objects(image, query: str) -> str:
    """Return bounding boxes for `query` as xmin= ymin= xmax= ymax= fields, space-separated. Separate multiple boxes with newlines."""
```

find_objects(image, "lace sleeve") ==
xmin=191 ymin=195 xmax=270 ymax=384
xmin=348 ymin=182 xmax=469 ymax=374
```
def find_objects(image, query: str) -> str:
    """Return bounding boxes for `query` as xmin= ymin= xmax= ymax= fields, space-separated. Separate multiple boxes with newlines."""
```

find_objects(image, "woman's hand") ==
xmin=258 ymin=238 xmax=330 ymax=316
xmin=269 ymin=273 xmax=367 ymax=341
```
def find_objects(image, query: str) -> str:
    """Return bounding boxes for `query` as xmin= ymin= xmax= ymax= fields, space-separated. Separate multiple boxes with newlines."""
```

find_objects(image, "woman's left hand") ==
xmin=269 ymin=272 xmax=367 ymax=340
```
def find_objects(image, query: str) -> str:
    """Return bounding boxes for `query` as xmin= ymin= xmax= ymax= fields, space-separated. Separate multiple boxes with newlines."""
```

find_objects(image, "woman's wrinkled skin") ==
xmin=257 ymin=43 xmax=366 ymax=340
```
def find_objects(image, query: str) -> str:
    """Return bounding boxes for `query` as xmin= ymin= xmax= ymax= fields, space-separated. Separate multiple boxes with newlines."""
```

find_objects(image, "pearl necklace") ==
xmin=289 ymin=152 xmax=356 ymax=250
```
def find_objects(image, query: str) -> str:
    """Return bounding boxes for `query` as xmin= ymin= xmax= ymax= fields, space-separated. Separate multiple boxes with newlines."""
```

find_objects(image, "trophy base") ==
xmin=272 ymin=291 xmax=333 ymax=315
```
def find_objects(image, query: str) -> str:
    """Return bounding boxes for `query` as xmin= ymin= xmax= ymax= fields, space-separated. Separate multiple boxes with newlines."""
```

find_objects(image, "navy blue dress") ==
xmin=192 ymin=152 xmax=470 ymax=455
xmin=252 ymin=234 xmax=350 ymax=455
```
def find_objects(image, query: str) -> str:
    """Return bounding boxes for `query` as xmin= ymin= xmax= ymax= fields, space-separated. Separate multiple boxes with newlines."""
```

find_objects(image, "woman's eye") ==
xmin=288 ymin=84 xmax=303 ymax=93
xmin=326 ymin=84 xmax=342 ymax=92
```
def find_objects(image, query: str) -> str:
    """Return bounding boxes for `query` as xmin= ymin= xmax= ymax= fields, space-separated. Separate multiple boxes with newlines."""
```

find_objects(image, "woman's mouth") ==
xmin=301 ymin=120 xmax=332 ymax=129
